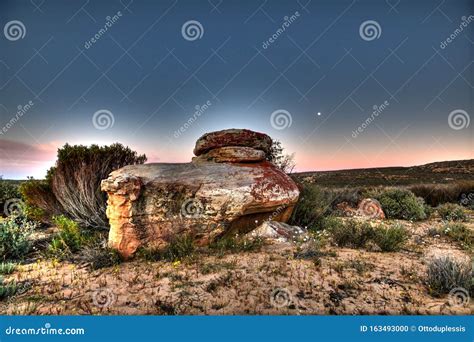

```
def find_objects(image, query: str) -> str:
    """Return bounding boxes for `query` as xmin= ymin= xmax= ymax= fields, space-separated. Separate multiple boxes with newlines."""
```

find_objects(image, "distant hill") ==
xmin=293 ymin=159 xmax=474 ymax=187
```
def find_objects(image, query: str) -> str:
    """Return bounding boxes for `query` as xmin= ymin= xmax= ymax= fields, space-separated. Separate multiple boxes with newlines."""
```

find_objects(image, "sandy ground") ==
xmin=1 ymin=218 xmax=472 ymax=315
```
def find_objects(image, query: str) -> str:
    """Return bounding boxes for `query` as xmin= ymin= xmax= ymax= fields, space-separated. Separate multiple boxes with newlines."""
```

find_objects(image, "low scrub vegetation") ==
xmin=327 ymin=218 xmax=408 ymax=252
xmin=0 ymin=262 xmax=17 ymax=275
xmin=437 ymin=203 xmax=467 ymax=222
xmin=426 ymin=255 xmax=472 ymax=296
xmin=0 ymin=177 xmax=21 ymax=216
xmin=0 ymin=276 xmax=19 ymax=300
xmin=0 ymin=215 xmax=35 ymax=261
xmin=410 ymin=181 xmax=474 ymax=207
xmin=440 ymin=222 xmax=473 ymax=251
xmin=47 ymin=215 xmax=85 ymax=258
xmin=20 ymin=143 xmax=146 ymax=229
xmin=371 ymin=188 xmax=427 ymax=221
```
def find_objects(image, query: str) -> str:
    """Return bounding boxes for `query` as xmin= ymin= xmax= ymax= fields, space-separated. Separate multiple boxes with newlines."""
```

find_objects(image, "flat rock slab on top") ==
xmin=193 ymin=129 xmax=273 ymax=156
xmin=192 ymin=146 xmax=266 ymax=163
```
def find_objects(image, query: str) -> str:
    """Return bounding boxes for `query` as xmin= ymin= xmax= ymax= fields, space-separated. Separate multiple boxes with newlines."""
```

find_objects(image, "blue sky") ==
xmin=0 ymin=0 xmax=473 ymax=178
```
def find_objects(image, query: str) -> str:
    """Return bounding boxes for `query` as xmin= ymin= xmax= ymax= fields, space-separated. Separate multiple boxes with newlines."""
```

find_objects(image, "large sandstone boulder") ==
xmin=192 ymin=146 xmax=266 ymax=163
xmin=101 ymin=129 xmax=299 ymax=259
xmin=194 ymin=129 xmax=272 ymax=156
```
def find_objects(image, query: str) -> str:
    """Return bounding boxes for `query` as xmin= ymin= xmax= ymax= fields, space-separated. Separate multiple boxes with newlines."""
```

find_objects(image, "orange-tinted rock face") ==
xmin=192 ymin=146 xmax=266 ymax=163
xmin=194 ymin=129 xmax=272 ymax=156
xmin=101 ymin=161 xmax=299 ymax=259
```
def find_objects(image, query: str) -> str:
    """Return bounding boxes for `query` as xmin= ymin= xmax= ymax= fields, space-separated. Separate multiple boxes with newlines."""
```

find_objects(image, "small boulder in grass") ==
xmin=356 ymin=198 xmax=385 ymax=219
xmin=248 ymin=221 xmax=309 ymax=243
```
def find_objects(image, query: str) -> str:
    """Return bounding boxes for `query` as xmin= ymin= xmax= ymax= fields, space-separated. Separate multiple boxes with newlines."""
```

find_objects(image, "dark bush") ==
xmin=19 ymin=178 xmax=62 ymax=222
xmin=0 ymin=177 xmax=21 ymax=216
xmin=375 ymin=188 xmax=427 ymax=221
xmin=44 ymin=143 xmax=146 ymax=229
xmin=289 ymin=183 xmax=337 ymax=230
xmin=410 ymin=181 xmax=474 ymax=207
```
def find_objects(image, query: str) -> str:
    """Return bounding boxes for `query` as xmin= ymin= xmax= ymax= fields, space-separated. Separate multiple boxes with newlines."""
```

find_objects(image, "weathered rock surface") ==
xmin=102 ymin=161 xmax=299 ymax=258
xmin=248 ymin=221 xmax=308 ymax=243
xmin=194 ymin=129 xmax=272 ymax=156
xmin=192 ymin=146 xmax=266 ymax=163
xmin=356 ymin=198 xmax=385 ymax=219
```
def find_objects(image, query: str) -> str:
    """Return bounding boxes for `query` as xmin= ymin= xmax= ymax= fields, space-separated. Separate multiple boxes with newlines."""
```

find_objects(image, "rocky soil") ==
xmin=1 ymin=217 xmax=472 ymax=315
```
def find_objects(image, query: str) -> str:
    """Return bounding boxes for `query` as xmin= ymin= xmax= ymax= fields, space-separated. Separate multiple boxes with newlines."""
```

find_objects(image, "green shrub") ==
xmin=375 ymin=188 xmax=427 ymax=221
xmin=289 ymin=184 xmax=337 ymax=230
xmin=426 ymin=255 xmax=472 ymax=296
xmin=437 ymin=203 xmax=467 ymax=222
xmin=48 ymin=215 xmax=85 ymax=257
xmin=0 ymin=215 xmax=34 ymax=261
xmin=372 ymin=223 xmax=408 ymax=252
xmin=209 ymin=235 xmax=263 ymax=256
xmin=19 ymin=178 xmax=62 ymax=222
xmin=441 ymin=222 xmax=473 ymax=251
xmin=0 ymin=262 xmax=17 ymax=275
xmin=0 ymin=177 xmax=21 ymax=216
xmin=328 ymin=219 xmax=374 ymax=248
xmin=0 ymin=276 xmax=19 ymax=300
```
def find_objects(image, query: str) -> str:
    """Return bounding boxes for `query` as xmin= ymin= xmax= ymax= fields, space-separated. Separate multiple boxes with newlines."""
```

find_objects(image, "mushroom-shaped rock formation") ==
xmin=101 ymin=129 xmax=299 ymax=259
